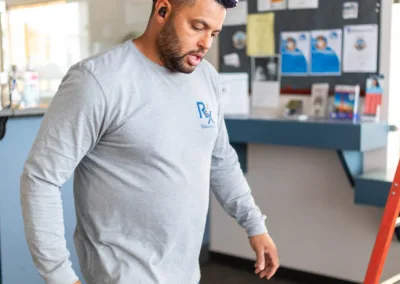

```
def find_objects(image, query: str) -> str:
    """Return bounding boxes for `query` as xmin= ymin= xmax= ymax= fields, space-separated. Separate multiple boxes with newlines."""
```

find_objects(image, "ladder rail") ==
xmin=364 ymin=161 xmax=400 ymax=284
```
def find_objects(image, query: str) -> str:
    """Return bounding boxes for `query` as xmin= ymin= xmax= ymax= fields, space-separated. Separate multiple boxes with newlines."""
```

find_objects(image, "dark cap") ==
xmin=153 ymin=0 xmax=238 ymax=8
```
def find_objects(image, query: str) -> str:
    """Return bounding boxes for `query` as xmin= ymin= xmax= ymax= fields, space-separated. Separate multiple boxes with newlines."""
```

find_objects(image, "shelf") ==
xmin=225 ymin=115 xmax=389 ymax=152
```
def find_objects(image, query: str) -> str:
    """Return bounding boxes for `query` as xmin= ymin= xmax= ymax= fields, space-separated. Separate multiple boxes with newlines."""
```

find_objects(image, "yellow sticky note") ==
xmin=247 ymin=13 xmax=275 ymax=56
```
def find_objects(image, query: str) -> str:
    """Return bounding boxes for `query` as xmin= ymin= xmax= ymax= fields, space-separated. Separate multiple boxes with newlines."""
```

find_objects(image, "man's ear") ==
xmin=154 ymin=0 xmax=172 ymax=22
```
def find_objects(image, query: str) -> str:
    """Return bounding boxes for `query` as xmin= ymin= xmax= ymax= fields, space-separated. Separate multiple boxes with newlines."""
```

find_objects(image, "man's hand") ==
xmin=249 ymin=233 xmax=279 ymax=280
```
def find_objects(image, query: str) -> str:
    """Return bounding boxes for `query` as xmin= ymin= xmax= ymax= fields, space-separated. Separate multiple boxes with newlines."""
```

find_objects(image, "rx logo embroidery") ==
xmin=197 ymin=102 xmax=216 ymax=129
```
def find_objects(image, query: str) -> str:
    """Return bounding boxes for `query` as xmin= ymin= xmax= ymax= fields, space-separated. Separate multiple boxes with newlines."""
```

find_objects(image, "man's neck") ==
xmin=133 ymin=32 xmax=164 ymax=68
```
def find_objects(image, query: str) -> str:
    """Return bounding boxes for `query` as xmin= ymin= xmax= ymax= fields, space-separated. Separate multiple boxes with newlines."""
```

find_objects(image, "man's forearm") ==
xmin=211 ymin=164 xmax=267 ymax=237
xmin=21 ymin=167 xmax=78 ymax=284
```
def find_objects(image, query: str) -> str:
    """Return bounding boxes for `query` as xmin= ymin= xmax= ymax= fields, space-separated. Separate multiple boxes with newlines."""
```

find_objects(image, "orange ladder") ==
xmin=364 ymin=161 xmax=400 ymax=284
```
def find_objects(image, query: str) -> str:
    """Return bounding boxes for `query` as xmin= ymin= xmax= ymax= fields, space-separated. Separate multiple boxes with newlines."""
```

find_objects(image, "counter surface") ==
xmin=0 ymin=107 xmax=47 ymax=117
xmin=225 ymin=114 xmax=389 ymax=152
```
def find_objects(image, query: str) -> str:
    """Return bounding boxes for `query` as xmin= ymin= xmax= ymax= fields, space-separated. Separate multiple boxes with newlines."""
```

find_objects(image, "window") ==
xmin=1 ymin=0 xmax=88 ymax=101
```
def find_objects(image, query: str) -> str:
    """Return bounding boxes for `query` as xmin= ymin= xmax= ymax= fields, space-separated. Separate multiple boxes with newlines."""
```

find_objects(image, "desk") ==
xmin=225 ymin=115 xmax=389 ymax=187
xmin=210 ymin=115 xmax=396 ymax=283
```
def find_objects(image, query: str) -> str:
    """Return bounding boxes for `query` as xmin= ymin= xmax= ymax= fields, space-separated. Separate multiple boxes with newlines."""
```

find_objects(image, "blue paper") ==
xmin=280 ymin=31 xmax=310 ymax=76
xmin=310 ymin=29 xmax=342 ymax=76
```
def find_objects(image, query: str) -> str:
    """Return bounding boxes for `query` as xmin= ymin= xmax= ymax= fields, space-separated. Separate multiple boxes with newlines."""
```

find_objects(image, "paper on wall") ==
xmin=258 ymin=0 xmax=287 ymax=11
xmin=251 ymin=56 xmax=280 ymax=108
xmin=223 ymin=53 xmax=241 ymax=68
xmin=343 ymin=24 xmax=378 ymax=73
xmin=247 ymin=13 xmax=275 ymax=56
xmin=252 ymin=81 xmax=280 ymax=108
xmin=310 ymin=29 xmax=342 ymax=75
xmin=224 ymin=0 xmax=248 ymax=26
xmin=219 ymin=73 xmax=250 ymax=116
xmin=343 ymin=2 xmax=358 ymax=19
xmin=280 ymin=31 xmax=310 ymax=76
xmin=288 ymin=0 xmax=318 ymax=9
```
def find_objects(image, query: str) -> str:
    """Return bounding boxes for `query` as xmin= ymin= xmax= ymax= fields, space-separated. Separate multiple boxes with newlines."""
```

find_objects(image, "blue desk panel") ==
xmin=354 ymin=169 xmax=395 ymax=207
xmin=0 ymin=117 xmax=84 ymax=283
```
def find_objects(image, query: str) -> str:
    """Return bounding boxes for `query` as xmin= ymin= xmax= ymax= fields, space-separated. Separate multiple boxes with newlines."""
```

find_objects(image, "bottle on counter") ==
xmin=21 ymin=59 xmax=40 ymax=108
xmin=9 ymin=65 xmax=21 ymax=109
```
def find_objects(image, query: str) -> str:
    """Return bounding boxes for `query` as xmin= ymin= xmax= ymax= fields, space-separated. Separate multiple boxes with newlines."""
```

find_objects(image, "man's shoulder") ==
xmin=76 ymin=41 xmax=134 ymax=76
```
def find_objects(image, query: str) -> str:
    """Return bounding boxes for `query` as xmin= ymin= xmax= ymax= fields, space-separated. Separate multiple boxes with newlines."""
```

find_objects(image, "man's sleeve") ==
xmin=210 ymin=78 xmax=267 ymax=238
xmin=20 ymin=65 xmax=108 ymax=284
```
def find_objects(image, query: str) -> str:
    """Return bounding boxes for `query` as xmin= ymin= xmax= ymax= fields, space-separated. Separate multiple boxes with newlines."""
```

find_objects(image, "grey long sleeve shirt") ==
xmin=20 ymin=40 xmax=267 ymax=284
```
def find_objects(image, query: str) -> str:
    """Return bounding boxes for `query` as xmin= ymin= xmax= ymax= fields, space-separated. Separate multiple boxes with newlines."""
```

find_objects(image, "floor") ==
xmin=200 ymin=260 xmax=298 ymax=284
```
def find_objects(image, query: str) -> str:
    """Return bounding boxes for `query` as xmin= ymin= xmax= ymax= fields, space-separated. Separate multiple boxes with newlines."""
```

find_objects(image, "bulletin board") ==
xmin=219 ymin=0 xmax=382 ymax=94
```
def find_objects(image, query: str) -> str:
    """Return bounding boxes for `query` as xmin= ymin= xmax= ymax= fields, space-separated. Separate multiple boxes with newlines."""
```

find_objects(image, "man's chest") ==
xmin=98 ymin=82 xmax=220 ymax=161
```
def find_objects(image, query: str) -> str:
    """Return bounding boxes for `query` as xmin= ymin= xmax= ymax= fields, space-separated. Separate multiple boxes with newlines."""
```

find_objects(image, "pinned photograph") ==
xmin=232 ymin=31 xmax=247 ymax=50
xmin=253 ymin=56 xmax=279 ymax=82
xmin=251 ymin=55 xmax=281 ymax=108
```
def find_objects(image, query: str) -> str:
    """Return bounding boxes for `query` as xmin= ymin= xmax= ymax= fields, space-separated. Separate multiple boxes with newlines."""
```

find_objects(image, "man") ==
xmin=20 ymin=0 xmax=279 ymax=283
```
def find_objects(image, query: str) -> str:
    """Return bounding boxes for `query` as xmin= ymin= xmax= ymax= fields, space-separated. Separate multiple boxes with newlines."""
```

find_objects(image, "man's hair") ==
xmin=151 ymin=0 xmax=237 ymax=15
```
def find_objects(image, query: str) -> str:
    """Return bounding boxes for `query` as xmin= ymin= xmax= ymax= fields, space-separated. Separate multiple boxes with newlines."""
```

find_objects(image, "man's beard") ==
xmin=156 ymin=15 xmax=203 ymax=74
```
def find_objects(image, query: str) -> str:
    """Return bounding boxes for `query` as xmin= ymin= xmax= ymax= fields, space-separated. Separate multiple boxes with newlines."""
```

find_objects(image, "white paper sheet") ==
xmin=223 ymin=53 xmax=241 ymax=68
xmin=288 ymin=0 xmax=318 ymax=9
xmin=252 ymin=81 xmax=280 ymax=108
xmin=343 ymin=24 xmax=378 ymax=73
xmin=258 ymin=0 xmax=287 ymax=11
xmin=343 ymin=2 xmax=358 ymax=19
xmin=251 ymin=56 xmax=280 ymax=108
xmin=219 ymin=73 xmax=250 ymax=116
xmin=310 ymin=29 xmax=342 ymax=75
xmin=224 ymin=0 xmax=248 ymax=26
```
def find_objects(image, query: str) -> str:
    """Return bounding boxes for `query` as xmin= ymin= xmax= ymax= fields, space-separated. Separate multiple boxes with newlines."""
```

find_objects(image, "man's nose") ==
xmin=198 ymin=34 xmax=213 ymax=51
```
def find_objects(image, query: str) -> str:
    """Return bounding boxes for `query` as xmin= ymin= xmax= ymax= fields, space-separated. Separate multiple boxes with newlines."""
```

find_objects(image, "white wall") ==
xmin=85 ymin=0 xmax=151 ymax=54
xmin=210 ymin=146 xmax=400 ymax=282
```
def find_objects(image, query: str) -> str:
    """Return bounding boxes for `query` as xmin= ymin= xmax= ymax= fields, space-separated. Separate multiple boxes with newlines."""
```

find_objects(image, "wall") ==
xmin=85 ymin=0 xmax=151 ymax=54
xmin=210 ymin=145 xmax=400 ymax=282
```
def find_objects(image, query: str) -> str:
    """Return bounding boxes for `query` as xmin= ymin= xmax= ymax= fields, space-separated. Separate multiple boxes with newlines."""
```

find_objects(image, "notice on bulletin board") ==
xmin=310 ymin=29 xmax=342 ymax=76
xmin=247 ymin=13 xmax=275 ymax=56
xmin=224 ymin=0 xmax=248 ymax=26
xmin=252 ymin=56 xmax=281 ymax=108
xmin=343 ymin=24 xmax=378 ymax=73
xmin=280 ymin=31 xmax=310 ymax=76
xmin=288 ymin=0 xmax=318 ymax=9
xmin=258 ymin=0 xmax=287 ymax=11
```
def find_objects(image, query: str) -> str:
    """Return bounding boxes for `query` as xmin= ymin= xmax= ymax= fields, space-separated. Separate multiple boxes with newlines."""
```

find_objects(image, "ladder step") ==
xmin=381 ymin=273 xmax=400 ymax=284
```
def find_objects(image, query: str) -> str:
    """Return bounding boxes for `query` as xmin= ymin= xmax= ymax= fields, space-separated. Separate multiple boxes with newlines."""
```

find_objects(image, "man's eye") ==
xmin=192 ymin=26 xmax=202 ymax=31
